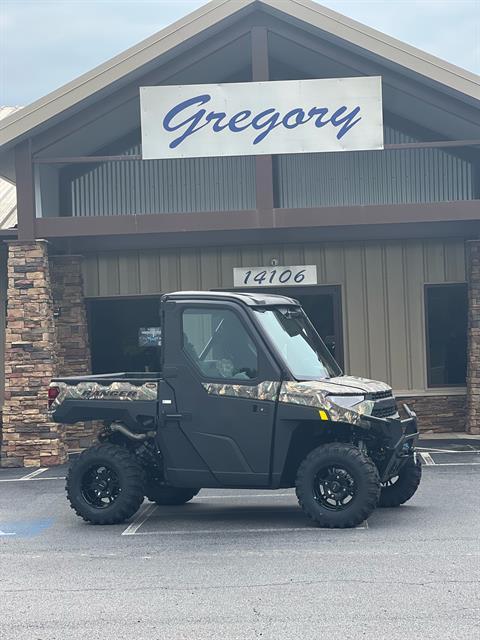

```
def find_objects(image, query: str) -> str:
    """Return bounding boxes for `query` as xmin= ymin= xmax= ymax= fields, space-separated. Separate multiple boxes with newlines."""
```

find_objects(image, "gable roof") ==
xmin=0 ymin=0 xmax=478 ymax=153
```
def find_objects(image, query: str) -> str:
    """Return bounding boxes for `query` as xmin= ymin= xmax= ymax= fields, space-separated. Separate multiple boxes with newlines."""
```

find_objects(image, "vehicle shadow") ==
xmin=140 ymin=499 xmax=364 ymax=532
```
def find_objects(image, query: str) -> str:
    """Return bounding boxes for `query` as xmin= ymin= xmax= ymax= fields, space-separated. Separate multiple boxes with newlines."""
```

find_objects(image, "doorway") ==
xmin=88 ymin=297 xmax=161 ymax=373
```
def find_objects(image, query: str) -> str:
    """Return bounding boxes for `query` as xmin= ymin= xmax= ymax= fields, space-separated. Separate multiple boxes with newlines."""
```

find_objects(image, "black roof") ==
xmin=163 ymin=290 xmax=300 ymax=306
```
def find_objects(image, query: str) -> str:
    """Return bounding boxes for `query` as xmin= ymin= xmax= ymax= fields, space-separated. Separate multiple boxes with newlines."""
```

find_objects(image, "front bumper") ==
xmin=360 ymin=403 xmax=419 ymax=482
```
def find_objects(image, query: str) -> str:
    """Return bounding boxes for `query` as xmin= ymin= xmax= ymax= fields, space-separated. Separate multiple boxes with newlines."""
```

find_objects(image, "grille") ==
xmin=371 ymin=404 xmax=397 ymax=418
xmin=370 ymin=390 xmax=393 ymax=401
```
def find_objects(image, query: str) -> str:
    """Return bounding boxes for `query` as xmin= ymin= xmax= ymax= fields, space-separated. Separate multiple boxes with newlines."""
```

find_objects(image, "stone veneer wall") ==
xmin=1 ymin=241 xmax=67 ymax=467
xmin=397 ymin=394 xmax=466 ymax=433
xmin=50 ymin=256 xmax=91 ymax=377
xmin=49 ymin=255 xmax=99 ymax=451
xmin=466 ymin=240 xmax=480 ymax=435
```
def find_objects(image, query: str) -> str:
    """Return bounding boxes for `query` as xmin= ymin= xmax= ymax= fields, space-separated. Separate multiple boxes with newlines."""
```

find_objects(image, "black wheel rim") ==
xmin=80 ymin=464 xmax=121 ymax=509
xmin=313 ymin=465 xmax=357 ymax=511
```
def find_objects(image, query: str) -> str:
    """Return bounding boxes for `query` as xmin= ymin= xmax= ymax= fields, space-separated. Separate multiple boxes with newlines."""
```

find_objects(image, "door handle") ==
xmin=162 ymin=411 xmax=192 ymax=422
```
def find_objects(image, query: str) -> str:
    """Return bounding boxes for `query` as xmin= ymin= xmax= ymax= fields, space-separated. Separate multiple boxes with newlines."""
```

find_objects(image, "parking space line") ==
xmin=0 ymin=476 xmax=65 ymax=483
xmin=130 ymin=524 xmax=368 ymax=536
xmin=122 ymin=503 xmax=157 ymax=536
xmin=195 ymin=493 xmax=294 ymax=500
xmin=419 ymin=452 xmax=435 ymax=465
xmin=418 ymin=448 xmax=480 ymax=454
xmin=19 ymin=468 xmax=48 ymax=480
xmin=424 ymin=462 xmax=480 ymax=467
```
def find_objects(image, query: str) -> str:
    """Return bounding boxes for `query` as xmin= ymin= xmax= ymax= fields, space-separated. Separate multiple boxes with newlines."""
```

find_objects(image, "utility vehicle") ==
xmin=49 ymin=291 xmax=421 ymax=528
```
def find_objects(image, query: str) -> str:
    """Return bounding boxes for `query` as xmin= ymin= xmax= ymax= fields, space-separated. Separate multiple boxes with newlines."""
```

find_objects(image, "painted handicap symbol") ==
xmin=0 ymin=518 xmax=53 ymax=537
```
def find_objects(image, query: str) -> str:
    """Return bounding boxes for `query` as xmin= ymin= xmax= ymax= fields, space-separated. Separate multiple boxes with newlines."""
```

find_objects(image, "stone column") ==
xmin=1 ymin=240 xmax=67 ymax=467
xmin=466 ymin=240 xmax=480 ymax=435
xmin=50 ymin=256 xmax=91 ymax=376
xmin=49 ymin=255 xmax=98 ymax=451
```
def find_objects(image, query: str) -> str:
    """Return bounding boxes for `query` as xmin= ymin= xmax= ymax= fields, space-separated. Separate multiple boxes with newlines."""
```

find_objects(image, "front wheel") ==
xmin=295 ymin=443 xmax=380 ymax=528
xmin=378 ymin=455 xmax=422 ymax=508
xmin=66 ymin=444 xmax=145 ymax=524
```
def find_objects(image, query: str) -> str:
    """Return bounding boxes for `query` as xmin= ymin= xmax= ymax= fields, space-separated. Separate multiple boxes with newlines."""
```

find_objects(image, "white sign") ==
xmin=140 ymin=77 xmax=383 ymax=159
xmin=233 ymin=265 xmax=317 ymax=288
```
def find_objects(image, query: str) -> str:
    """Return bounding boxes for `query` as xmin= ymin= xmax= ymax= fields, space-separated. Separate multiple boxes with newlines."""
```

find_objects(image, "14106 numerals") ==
xmin=243 ymin=269 xmax=306 ymax=286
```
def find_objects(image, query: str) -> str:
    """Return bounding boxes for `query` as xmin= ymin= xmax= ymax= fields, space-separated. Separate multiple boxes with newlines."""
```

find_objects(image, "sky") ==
xmin=1 ymin=0 xmax=479 ymax=106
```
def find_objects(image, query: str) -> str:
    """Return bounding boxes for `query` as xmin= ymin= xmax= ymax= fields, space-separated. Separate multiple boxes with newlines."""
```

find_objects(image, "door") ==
xmin=162 ymin=300 xmax=281 ymax=487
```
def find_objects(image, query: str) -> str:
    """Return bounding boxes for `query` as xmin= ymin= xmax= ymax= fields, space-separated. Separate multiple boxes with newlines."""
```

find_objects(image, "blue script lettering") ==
xmin=228 ymin=110 xmax=252 ymax=132
xmin=162 ymin=94 xmax=362 ymax=148
xmin=282 ymin=108 xmax=312 ymax=130
xmin=251 ymin=109 xmax=281 ymax=143
xmin=329 ymin=105 xmax=362 ymax=139
xmin=308 ymin=107 xmax=330 ymax=128
xmin=162 ymin=94 xmax=212 ymax=148
xmin=205 ymin=111 xmax=229 ymax=132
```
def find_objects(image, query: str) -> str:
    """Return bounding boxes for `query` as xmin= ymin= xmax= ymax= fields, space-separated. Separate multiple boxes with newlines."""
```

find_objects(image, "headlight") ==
xmin=328 ymin=395 xmax=365 ymax=409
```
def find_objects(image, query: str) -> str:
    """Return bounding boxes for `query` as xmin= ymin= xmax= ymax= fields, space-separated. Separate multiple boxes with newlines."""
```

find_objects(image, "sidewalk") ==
xmin=418 ymin=432 xmax=480 ymax=450
xmin=419 ymin=432 xmax=480 ymax=440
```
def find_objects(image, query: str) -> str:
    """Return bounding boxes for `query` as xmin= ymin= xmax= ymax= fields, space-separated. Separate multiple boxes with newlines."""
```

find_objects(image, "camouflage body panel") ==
xmin=202 ymin=380 xmax=280 ymax=401
xmin=279 ymin=377 xmax=393 ymax=425
xmin=201 ymin=375 xmax=393 ymax=425
xmin=49 ymin=380 xmax=158 ymax=412
xmin=325 ymin=375 xmax=392 ymax=394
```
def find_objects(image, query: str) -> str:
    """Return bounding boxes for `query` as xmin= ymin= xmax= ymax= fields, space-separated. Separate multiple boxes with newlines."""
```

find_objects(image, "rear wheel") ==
xmin=295 ymin=443 xmax=380 ymax=528
xmin=66 ymin=444 xmax=145 ymax=524
xmin=378 ymin=455 xmax=422 ymax=507
xmin=146 ymin=485 xmax=199 ymax=506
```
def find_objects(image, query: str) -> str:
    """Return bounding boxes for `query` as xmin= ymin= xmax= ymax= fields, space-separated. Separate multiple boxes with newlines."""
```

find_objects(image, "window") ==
xmin=89 ymin=298 xmax=161 ymax=373
xmin=253 ymin=307 xmax=341 ymax=381
xmin=425 ymin=284 xmax=467 ymax=387
xmin=182 ymin=308 xmax=258 ymax=380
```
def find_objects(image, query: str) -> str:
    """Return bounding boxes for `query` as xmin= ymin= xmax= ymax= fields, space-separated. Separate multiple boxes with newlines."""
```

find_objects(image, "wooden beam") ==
xmin=385 ymin=140 xmax=480 ymax=150
xmin=42 ymin=220 xmax=480 ymax=255
xmin=273 ymin=200 xmax=480 ymax=229
xmin=14 ymin=140 xmax=36 ymax=241
xmin=251 ymin=26 xmax=275 ymax=224
xmin=34 ymin=200 xmax=480 ymax=240
xmin=35 ymin=210 xmax=261 ymax=237
xmin=33 ymin=155 xmax=142 ymax=164
xmin=251 ymin=26 xmax=270 ymax=82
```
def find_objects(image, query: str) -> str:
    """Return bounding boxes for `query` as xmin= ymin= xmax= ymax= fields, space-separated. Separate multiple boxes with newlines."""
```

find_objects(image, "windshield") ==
xmin=253 ymin=306 xmax=342 ymax=380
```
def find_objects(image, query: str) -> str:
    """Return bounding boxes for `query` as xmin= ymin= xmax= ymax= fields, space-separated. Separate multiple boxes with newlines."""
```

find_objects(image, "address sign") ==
xmin=233 ymin=265 xmax=317 ymax=288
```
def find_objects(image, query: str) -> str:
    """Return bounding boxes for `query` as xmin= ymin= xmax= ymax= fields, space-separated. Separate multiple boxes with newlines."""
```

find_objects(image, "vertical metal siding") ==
xmin=82 ymin=238 xmax=467 ymax=393
xmin=275 ymin=126 xmax=475 ymax=208
xmin=68 ymin=143 xmax=256 ymax=215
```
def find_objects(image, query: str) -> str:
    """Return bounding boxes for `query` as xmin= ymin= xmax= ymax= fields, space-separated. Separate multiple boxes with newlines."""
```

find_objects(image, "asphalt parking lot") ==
xmin=1 ymin=441 xmax=479 ymax=640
